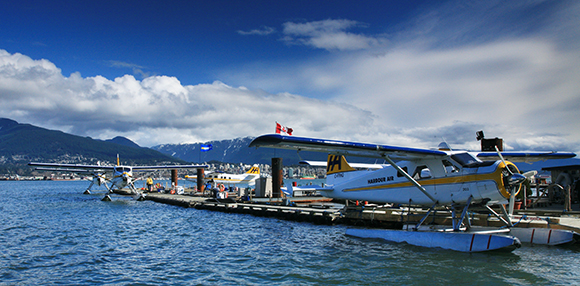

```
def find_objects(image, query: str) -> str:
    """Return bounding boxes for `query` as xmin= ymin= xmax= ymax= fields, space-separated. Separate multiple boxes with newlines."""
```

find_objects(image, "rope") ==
xmin=511 ymin=214 xmax=527 ymax=227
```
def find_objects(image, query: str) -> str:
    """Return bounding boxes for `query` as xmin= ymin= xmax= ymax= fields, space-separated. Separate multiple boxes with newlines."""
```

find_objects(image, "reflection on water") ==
xmin=1 ymin=181 xmax=579 ymax=285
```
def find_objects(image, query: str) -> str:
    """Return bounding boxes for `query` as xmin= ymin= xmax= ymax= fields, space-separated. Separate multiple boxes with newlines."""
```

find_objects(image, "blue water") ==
xmin=1 ymin=181 xmax=580 ymax=285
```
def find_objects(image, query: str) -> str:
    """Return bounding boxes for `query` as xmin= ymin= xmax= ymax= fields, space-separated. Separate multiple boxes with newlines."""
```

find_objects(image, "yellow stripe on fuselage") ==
xmin=342 ymin=162 xmax=513 ymax=199
xmin=213 ymin=178 xmax=244 ymax=183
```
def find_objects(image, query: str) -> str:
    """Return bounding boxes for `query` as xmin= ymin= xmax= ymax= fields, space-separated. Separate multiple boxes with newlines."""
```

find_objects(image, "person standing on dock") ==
xmin=146 ymin=177 xmax=154 ymax=192
xmin=556 ymin=171 xmax=573 ymax=212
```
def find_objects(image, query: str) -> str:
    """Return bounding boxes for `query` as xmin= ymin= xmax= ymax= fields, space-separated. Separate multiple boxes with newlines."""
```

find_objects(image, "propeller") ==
xmin=495 ymin=146 xmax=526 ymax=216
xmin=495 ymin=146 xmax=526 ymax=186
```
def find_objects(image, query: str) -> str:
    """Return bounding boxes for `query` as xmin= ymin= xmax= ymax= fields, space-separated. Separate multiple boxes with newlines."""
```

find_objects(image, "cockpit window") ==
xmin=450 ymin=153 xmax=481 ymax=167
xmin=443 ymin=160 xmax=459 ymax=173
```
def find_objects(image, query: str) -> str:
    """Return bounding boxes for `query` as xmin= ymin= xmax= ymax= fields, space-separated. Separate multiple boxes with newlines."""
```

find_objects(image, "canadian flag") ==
xmin=275 ymin=122 xmax=293 ymax=135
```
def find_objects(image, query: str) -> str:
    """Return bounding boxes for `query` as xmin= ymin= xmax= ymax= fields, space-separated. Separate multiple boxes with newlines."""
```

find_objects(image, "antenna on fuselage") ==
xmin=117 ymin=154 xmax=120 ymax=166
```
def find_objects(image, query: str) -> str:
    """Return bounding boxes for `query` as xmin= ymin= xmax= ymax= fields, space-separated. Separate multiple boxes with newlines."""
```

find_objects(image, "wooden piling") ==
xmin=197 ymin=168 xmax=205 ymax=192
xmin=171 ymin=169 xmax=178 ymax=186
xmin=272 ymin=157 xmax=282 ymax=198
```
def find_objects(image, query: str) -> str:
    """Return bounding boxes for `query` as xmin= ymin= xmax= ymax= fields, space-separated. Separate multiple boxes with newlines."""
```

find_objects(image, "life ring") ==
xmin=224 ymin=191 xmax=228 ymax=198
xmin=219 ymin=184 xmax=225 ymax=192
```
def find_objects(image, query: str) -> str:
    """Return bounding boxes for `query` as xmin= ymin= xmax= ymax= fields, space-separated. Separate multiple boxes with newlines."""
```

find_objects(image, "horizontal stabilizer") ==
xmin=301 ymin=160 xmax=385 ymax=169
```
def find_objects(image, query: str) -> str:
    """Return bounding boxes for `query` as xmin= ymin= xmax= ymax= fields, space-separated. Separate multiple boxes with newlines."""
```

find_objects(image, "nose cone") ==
xmin=508 ymin=173 xmax=526 ymax=186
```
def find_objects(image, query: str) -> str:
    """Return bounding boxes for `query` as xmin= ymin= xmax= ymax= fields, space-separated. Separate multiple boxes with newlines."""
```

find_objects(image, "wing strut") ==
xmin=485 ymin=205 xmax=513 ymax=227
xmin=381 ymin=155 xmax=438 ymax=204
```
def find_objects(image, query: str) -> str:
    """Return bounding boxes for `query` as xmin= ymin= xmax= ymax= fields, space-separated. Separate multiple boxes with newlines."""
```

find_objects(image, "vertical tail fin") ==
xmin=246 ymin=165 xmax=260 ymax=175
xmin=326 ymin=154 xmax=356 ymax=175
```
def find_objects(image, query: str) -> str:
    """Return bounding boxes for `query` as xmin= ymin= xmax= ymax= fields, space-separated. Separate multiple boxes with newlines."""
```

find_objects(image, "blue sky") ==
xmin=1 ymin=0 xmax=579 ymax=154
xmin=2 ymin=0 xmax=425 ymax=88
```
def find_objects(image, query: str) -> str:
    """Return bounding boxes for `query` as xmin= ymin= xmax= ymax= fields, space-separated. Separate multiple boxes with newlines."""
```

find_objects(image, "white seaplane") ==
xmin=186 ymin=165 xmax=261 ymax=185
xmin=29 ymin=156 xmax=208 ymax=201
xmin=249 ymin=134 xmax=578 ymax=252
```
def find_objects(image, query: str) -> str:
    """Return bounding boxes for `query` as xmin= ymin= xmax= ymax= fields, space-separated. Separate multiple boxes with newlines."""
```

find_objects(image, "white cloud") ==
xmin=0 ymin=50 xmax=375 ymax=147
xmin=108 ymin=60 xmax=150 ymax=79
xmin=2 ymin=1 xmax=580 ymax=155
xmin=282 ymin=19 xmax=384 ymax=51
xmin=283 ymin=40 xmax=579 ymax=151
xmin=221 ymin=2 xmax=580 ymax=153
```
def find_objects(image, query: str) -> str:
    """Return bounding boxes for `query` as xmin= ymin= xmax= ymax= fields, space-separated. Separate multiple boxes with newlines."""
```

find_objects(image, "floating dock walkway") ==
xmin=144 ymin=192 xmax=580 ymax=234
xmin=146 ymin=193 xmax=343 ymax=224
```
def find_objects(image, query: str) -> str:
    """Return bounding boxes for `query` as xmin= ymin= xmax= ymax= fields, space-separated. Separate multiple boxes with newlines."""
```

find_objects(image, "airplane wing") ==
xmin=131 ymin=164 xmax=209 ymax=171
xmin=33 ymin=167 xmax=107 ymax=175
xmin=475 ymin=151 xmax=576 ymax=163
xmin=249 ymin=134 xmax=447 ymax=161
xmin=29 ymin=162 xmax=208 ymax=171
xmin=29 ymin=162 xmax=115 ymax=171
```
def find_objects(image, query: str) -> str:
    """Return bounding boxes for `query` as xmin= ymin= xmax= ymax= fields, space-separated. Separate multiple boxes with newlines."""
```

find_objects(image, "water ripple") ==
xmin=1 ymin=181 xmax=579 ymax=285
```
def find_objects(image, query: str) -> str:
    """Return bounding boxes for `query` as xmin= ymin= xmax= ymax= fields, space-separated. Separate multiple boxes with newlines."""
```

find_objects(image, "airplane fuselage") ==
xmin=323 ymin=159 xmax=515 ymax=206
xmin=109 ymin=166 xmax=134 ymax=191
xmin=193 ymin=165 xmax=261 ymax=185
xmin=205 ymin=173 xmax=259 ymax=184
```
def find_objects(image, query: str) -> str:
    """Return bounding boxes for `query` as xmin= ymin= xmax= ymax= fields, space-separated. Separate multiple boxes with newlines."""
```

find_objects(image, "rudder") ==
xmin=246 ymin=165 xmax=260 ymax=175
xmin=326 ymin=154 xmax=356 ymax=175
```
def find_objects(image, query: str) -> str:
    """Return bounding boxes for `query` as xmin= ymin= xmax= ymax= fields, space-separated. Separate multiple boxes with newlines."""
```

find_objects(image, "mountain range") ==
xmin=0 ymin=118 xmax=182 ymax=172
xmin=0 ymin=118 xmax=328 ymax=174
xmin=2 ymin=118 xmax=576 ymax=175
xmin=151 ymin=137 xmax=328 ymax=166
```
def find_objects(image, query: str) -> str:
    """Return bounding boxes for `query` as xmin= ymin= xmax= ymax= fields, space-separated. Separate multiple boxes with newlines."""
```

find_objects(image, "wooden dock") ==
xmin=145 ymin=193 xmax=343 ymax=224
xmin=144 ymin=192 xmax=580 ymax=233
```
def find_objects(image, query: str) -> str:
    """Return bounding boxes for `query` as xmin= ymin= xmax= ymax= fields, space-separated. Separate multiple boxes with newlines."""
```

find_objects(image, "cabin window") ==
xmin=397 ymin=166 xmax=408 ymax=177
xmin=413 ymin=166 xmax=431 ymax=179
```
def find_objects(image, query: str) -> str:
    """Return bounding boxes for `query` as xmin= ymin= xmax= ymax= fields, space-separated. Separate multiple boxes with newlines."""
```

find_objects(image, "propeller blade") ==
xmin=523 ymin=170 xmax=537 ymax=179
xmin=495 ymin=146 xmax=513 ymax=175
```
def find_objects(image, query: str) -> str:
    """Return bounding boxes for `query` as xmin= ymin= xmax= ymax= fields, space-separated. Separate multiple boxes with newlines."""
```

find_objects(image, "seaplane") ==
xmin=186 ymin=165 xmax=261 ymax=185
xmin=29 ymin=156 xmax=208 ymax=201
xmin=249 ymin=134 xmax=578 ymax=252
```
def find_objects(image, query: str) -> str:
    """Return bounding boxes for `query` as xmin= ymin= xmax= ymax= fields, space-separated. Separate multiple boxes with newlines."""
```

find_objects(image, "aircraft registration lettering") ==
xmin=368 ymin=177 xmax=386 ymax=184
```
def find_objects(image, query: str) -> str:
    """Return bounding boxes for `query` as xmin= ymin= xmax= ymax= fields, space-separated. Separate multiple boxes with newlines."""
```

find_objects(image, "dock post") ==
xmin=197 ymin=168 xmax=205 ymax=192
xmin=272 ymin=158 xmax=283 ymax=198
xmin=171 ymin=169 xmax=178 ymax=187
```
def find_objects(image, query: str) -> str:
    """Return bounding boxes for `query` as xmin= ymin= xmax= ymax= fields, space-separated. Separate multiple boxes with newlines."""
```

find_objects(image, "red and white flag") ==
xmin=275 ymin=122 xmax=293 ymax=135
